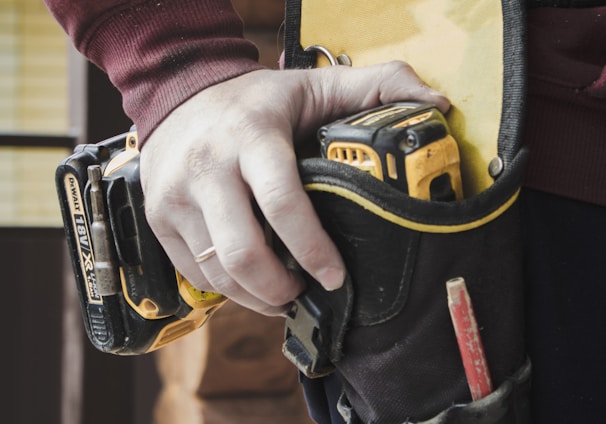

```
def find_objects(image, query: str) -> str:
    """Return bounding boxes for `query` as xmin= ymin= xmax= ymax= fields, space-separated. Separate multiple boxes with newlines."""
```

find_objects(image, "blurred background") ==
xmin=1 ymin=0 xmax=313 ymax=422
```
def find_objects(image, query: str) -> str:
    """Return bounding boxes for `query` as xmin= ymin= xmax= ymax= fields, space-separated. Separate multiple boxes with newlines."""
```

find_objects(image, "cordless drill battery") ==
xmin=56 ymin=130 xmax=226 ymax=355
xmin=319 ymin=102 xmax=463 ymax=201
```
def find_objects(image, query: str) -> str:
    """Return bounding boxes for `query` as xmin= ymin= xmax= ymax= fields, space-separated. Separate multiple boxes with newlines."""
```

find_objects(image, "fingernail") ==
xmin=316 ymin=266 xmax=345 ymax=291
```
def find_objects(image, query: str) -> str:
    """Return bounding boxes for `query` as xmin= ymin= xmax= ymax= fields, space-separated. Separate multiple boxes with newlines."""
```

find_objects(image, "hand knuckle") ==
xmin=259 ymin=187 xmax=298 ymax=220
xmin=143 ymin=199 xmax=165 ymax=230
xmin=266 ymin=290 xmax=296 ymax=307
xmin=385 ymin=60 xmax=412 ymax=75
xmin=220 ymin=245 xmax=261 ymax=275
xmin=184 ymin=143 xmax=224 ymax=182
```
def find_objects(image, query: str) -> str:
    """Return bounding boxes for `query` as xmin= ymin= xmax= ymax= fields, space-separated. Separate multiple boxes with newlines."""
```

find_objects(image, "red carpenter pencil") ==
xmin=446 ymin=277 xmax=493 ymax=401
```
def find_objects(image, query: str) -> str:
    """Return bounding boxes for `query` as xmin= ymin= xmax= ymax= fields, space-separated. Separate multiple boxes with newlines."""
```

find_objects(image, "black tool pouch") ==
xmin=292 ymin=151 xmax=530 ymax=423
xmin=282 ymin=0 xmax=531 ymax=422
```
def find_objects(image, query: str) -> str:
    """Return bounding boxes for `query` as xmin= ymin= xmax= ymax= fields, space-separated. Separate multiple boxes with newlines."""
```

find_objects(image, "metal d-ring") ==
xmin=304 ymin=45 xmax=352 ymax=67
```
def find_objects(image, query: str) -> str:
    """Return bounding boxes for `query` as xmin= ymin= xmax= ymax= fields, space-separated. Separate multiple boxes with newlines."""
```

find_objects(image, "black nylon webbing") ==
xmin=284 ymin=0 xmax=316 ymax=69
xmin=499 ymin=0 xmax=527 ymax=166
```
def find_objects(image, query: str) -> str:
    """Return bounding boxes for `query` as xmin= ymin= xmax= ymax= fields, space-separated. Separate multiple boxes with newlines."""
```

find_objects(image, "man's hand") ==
xmin=140 ymin=61 xmax=449 ymax=316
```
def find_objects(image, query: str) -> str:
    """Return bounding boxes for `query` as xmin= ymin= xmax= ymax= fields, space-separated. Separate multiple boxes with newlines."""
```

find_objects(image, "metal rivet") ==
xmin=488 ymin=156 xmax=504 ymax=178
xmin=336 ymin=54 xmax=352 ymax=66
xmin=406 ymin=134 xmax=417 ymax=147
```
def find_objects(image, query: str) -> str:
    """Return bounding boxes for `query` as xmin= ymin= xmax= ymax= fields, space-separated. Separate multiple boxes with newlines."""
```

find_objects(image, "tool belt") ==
xmin=281 ymin=0 xmax=532 ymax=422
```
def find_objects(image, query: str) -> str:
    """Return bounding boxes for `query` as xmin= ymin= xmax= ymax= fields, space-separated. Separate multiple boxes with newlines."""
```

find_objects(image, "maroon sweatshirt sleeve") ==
xmin=522 ymin=7 xmax=606 ymax=207
xmin=43 ymin=0 xmax=265 ymax=143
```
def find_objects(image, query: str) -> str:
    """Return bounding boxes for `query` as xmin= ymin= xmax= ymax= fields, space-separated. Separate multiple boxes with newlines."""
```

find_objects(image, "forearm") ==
xmin=43 ymin=0 xmax=264 ymax=142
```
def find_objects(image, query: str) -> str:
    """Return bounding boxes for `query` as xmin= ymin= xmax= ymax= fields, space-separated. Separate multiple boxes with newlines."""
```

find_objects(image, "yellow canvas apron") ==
xmin=282 ymin=1 xmax=531 ymax=422
xmin=284 ymin=0 xmax=526 ymax=196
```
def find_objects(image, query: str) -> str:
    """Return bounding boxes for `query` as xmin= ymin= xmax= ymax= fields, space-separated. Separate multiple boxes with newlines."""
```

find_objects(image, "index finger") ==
xmin=240 ymin=133 xmax=346 ymax=291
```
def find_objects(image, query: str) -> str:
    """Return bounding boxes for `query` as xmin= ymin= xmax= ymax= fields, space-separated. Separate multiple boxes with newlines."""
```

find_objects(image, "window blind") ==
xmin=0 ymin=0 xmax=73 ymax=227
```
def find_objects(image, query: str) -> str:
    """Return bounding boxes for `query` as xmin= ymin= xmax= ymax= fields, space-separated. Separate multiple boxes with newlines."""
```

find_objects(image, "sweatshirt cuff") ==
xmin=82 ymin=0 xmax=265 ymax=143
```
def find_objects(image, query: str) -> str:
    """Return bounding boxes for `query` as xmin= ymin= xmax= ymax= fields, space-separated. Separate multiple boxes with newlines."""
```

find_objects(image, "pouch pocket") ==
xmin=298 ymin=149 xmax=528 ymax=422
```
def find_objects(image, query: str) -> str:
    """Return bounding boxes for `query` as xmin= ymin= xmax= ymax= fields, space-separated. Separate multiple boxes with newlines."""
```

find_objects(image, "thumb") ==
xmin=295 ymin=60 xmax=450 ymax=133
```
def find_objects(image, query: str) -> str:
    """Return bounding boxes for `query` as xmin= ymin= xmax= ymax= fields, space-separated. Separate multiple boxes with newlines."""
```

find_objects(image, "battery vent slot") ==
xmin=88 ymin=305 xmax=109 ymax=343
